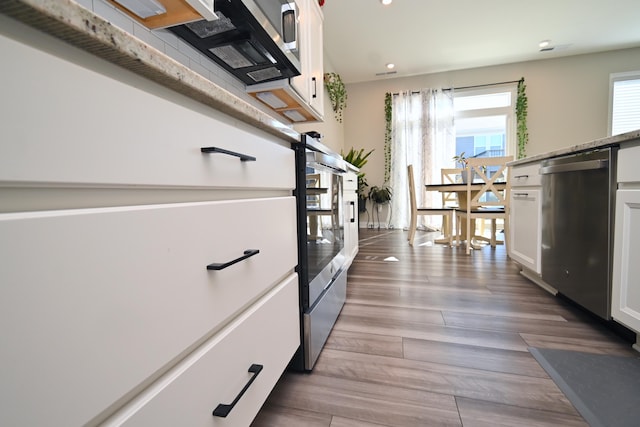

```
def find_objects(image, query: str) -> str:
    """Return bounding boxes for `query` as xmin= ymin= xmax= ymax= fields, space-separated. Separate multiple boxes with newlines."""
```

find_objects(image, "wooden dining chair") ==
xmin=407 ymin=164 xmax=455 ymax=246
xmin=455 ymin=156 xmax=513 ymax=254
xmin=440 ymin=168 xmax=463 ymax=239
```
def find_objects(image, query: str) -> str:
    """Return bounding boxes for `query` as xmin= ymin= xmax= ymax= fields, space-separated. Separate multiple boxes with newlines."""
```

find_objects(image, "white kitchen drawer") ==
xmin=0 ymin=33 xmax=294 ymax=189
xmin=509 ymin=188 xmax=542 ymax=273
xmin=511 ymin=162 xmax=541 ymax=187
xmin=102 ymin=274 xmax=300 ymax=427
xmin=343 ymin=171 xmax=358 ymax=191
xmin=618 ymin=143 xmax=640 ymax=183
xmin=0 ymin=125 xmax=294 ymax=189
xmin=0 ymin=197 xmax=297 ymax=427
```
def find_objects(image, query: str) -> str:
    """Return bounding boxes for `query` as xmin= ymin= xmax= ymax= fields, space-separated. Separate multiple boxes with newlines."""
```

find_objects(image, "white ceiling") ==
xmin=321 ymin=0 xmax=640 ymax=84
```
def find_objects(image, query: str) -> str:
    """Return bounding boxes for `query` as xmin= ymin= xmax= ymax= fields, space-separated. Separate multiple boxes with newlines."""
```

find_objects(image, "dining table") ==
xmin=425 ymin=181 xmax=508 ymax=247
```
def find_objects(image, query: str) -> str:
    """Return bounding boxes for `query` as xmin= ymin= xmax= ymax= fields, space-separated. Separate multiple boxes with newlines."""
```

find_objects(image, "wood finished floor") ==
xmin=252 ymin=229 xmax=636 ymax=427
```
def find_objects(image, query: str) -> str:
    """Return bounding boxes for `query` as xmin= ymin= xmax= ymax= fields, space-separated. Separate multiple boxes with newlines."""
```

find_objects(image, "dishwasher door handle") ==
xmin=540 ymin=159 xmax=608 ymax=174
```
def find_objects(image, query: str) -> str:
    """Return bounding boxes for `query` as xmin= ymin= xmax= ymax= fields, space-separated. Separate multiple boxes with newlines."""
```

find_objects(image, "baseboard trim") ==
xmin=519 ymin=268 xmax=558 ymax=295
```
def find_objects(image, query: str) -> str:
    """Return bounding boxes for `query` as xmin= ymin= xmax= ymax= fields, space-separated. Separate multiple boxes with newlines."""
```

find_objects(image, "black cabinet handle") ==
xmin=206 ymin=249 xmax=260 ymax=270
xmin=312 ymin=76 xmax=317 ymax=99
xmin=212 ymin=364 xmax=263 ymax=417
xmin=349 ymin=200 xmax=356 ymax=223
xmin=514 ymin=174 xmax=529 ymax=179
xmin=201 ymin=146 xmax=256 ymax=162
xmin=513 ymin=192 xmax=529 ymax=197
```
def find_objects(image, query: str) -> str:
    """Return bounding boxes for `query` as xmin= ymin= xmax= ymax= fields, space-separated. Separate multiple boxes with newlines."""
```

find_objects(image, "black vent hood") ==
xmin=168 ymin=0 xmax=301 ymax=86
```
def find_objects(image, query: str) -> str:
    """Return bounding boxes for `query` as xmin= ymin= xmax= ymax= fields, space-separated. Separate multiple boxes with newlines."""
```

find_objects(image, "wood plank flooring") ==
xmin=252 ymin=229 xmax=636 ymax=426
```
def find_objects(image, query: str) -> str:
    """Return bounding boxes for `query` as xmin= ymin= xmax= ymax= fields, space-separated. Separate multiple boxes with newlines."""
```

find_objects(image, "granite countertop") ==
xmin=510 ymin=129 xmax=640 ymax=166
xmin=0 ymin=0 xmax=300 ymax=144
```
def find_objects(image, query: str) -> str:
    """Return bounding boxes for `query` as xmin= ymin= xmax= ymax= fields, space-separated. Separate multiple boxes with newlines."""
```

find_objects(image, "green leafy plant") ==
xmin=342 ymin=147 xmax=373 ymax=169
xmin=452 ymin=152 xmax=468 ymax=167
xmin=342 ymin=147 xmax=374 ymax=201
xmin=324 ymin=72 xmax=347 ymax=123
xmin=384 ymin=92 xmax=392 ymax=184
xmin=516 ymin=78 xmax=529 ymax=159
xmin=368 ymin=185 xmax=392 ymax=205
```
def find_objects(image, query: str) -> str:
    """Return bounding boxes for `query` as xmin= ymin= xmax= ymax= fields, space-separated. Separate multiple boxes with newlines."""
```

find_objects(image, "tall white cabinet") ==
xmin=509 ymin=162 xmax=543 ymax=275
xmin=343 ymin=170 xmax=359 ymax=265
xmin=0 ymin=19 xmax=298 ymax=427
xmin=612 ymin=143 xmax=640 ymax=341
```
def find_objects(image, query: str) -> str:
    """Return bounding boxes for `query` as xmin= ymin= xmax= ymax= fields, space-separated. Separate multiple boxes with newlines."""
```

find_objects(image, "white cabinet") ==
xmin=248 ymin=0 xmax=324 ymax=122
xmin=343 ymin=170 xmax=359 ymax=265
xmin=509 ymin=162 xmax=542 ymax=274
xmin=0 ymin=198 xmax=297 ymax=427
xmin=0 ymin=26 xmax=298 ymax=427
xmin=612 ymin=143 xmax=640 ymax=336
xmin=102 ymin=275 xmax=299 ymax=427
xmin=289 ymin=0 xmax=324 ymax=118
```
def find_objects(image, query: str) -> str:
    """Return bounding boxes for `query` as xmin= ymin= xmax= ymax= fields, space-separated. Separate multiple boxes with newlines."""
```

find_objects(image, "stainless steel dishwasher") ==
xmin=540 ymin=147 xmax=617 ymax=319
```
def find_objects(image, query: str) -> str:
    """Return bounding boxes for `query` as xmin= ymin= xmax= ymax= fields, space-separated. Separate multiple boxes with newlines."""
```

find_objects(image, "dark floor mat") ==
xmin=530 ymin=347 xmax=640 ymax=427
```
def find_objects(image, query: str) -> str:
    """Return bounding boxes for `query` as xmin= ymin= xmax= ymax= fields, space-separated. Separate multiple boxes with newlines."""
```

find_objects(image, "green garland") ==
xmin=324 ymin=72 xmax=347 ymax=123
xmin=384 ymin=92 xmax=392 ymax=184
xmin=516 ymin=78 xmax=529 ymax=159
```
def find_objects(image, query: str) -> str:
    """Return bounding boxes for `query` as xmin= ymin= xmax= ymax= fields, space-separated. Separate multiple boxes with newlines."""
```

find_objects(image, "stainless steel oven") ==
xmin=291 ymin=134 xmax=347 ymax=371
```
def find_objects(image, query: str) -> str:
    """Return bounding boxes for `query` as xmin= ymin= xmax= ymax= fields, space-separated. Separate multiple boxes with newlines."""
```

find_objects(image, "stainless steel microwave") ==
xmin=168 ymin=0 xmax=301 ymax=86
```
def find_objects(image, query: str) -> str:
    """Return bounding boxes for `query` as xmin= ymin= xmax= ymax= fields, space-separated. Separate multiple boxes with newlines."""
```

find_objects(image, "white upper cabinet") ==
xmin=292 ymin=0 xmax=324 ymax=116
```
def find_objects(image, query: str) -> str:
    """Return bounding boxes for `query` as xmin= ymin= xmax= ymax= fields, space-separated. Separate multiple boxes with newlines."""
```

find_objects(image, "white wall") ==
xmin=344 ymin=47 xmax=640 ymax=189
xmin=294 ymin=54 xmax=345 ymax=154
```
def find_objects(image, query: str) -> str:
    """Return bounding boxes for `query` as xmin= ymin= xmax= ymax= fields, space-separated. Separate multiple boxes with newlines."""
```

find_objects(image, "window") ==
xmin=609 ymin=71 xmax=640 ymax=136
xmin=453 ymin=85 xmax=516 ymax=160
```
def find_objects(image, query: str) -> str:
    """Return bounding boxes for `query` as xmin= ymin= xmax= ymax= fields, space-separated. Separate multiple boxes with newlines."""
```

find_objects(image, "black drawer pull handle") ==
xmin=212 ymin=364 xmax=263 ymax=417
xmin=201 ymin=146 xmax=256 ymax=162
xmin=514 ymin=174 xmax=529 ymax=179
xmin=207 ymin=249 xmax=260 ymax=270
xmin=350 ymin=200 xmax=356 ymax=222
xmin=513 ymin=192 xmax=529 ymax=197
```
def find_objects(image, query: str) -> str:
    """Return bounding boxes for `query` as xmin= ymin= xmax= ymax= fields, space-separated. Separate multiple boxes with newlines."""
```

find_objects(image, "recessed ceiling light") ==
xmin=380 ymin=0 xmax=393 ymax=5
xmin=386 ymin=63 xmax=395 ymax=69
xmin=539 ymin=39 xmax=556 ymax=52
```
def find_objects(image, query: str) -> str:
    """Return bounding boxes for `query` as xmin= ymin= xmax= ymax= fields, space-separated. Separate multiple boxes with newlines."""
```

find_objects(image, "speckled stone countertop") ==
xmin=510 ymin=130 xmax=640 ymax=166
xmin=0 ymin=0 xmax=300 ymax=143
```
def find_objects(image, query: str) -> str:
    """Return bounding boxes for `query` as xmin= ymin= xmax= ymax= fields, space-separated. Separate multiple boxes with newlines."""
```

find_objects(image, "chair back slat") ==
xmin=465 ymin=156 xmax=513 ymax=209
xmin=441 ymin=168 xmax=462 ymax=207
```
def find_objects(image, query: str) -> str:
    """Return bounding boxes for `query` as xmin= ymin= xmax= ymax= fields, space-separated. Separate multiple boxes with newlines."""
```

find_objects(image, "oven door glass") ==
xmin=305 ymin=167 xmax=344 ymax=285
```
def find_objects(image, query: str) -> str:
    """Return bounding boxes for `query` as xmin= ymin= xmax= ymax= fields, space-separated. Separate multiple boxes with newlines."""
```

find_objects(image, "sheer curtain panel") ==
xmin=389 ymin=89 xmax=454 ymax=231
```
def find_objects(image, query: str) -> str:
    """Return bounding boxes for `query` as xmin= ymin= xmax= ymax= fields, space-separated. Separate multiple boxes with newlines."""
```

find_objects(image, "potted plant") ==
xmin=453 ymin=152 xmax=472 ymax=182
xmin=368 ymin=185 xmax=392 ymax=229
xmin=368 ymin=185 xmax=392 ymax=205
xmin=453 ymin=152 xmax=468 ymax=167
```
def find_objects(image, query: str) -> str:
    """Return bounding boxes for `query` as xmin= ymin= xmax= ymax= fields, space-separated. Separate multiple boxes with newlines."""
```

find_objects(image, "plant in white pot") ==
xmin=453 ymin=152 xmax=472 ymax=182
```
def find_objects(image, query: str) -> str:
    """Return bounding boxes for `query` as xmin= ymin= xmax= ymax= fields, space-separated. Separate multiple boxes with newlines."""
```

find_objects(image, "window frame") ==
xmin=453 ymin=84 xmax=517 ymax=158
xmin=609 ymin=71 xmax=640 ymax=136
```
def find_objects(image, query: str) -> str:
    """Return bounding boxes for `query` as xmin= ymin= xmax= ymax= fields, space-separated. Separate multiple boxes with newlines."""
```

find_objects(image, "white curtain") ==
xmin=388 ymin=89 xmax=455 ymax=231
